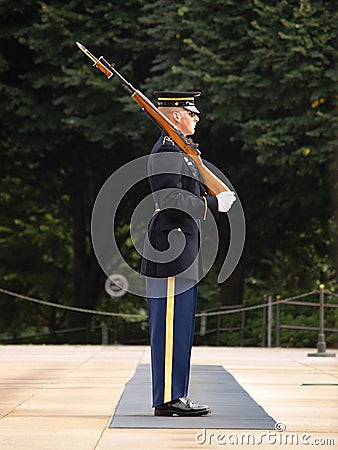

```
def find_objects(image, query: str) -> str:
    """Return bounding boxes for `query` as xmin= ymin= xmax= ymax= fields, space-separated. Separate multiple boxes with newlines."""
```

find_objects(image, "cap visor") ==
xmin=183 ymin=105 xmax=200 ymax=114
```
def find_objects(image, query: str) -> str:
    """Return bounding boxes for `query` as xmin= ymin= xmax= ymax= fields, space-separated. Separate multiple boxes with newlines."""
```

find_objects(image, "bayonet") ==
xmin=76 ymin=42 xmax=98 ymax=65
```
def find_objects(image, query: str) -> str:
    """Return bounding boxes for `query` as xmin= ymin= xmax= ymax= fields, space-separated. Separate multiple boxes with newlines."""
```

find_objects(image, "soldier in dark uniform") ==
xmin=140 ymin=91 xmax=236 ymax=416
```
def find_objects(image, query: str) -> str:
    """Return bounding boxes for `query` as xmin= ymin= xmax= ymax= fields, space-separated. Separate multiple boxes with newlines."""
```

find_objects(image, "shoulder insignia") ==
xmin=162 ymin=136 xmax=175 ymax=145
xmin=184 ymin=155 xmax=194 ymax=167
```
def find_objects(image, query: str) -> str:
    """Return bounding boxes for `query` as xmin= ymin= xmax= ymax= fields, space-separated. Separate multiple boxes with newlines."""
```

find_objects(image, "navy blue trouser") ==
xmin=147 ymin=277 xmax=197 ymax=407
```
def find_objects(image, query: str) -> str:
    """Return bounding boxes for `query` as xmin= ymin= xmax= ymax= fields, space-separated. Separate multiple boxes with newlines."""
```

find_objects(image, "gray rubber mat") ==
xmin=109 ymin=364 xmax=277 ymax=429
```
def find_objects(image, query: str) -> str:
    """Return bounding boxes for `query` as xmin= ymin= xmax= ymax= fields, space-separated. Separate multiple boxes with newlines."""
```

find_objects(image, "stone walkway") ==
xmin=0 ymin=345 xmax=337 ymax=449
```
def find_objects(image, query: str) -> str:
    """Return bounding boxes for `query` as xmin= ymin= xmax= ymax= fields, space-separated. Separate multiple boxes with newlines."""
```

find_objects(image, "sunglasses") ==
xmin=179 ymin=111 xmax=198 ymax=118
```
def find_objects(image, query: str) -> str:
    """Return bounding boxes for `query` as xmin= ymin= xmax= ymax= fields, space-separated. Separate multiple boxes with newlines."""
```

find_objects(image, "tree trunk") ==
xmin=219 ymin=255 xmax=245 ymax=306
xmin=68 ymin=152 xmax=103 ymax=331
xmin=329 ymin=127 xmax=338 ymax=280
xmin=216 ymin=213 xmax=246 ymax=306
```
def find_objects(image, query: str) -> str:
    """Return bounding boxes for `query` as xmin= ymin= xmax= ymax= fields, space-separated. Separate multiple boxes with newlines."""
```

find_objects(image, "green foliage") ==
xmin=0 ymin=0 xmax=146 ymax=337
xmin=0 ymin=0 xmax=336 ymax=344
xmin=139 ymin=0 xmax=337 ymax=299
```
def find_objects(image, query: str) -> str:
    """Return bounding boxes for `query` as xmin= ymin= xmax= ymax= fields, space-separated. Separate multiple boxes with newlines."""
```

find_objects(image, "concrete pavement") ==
xmin=0 ymin=345 xmax=337 ymax=449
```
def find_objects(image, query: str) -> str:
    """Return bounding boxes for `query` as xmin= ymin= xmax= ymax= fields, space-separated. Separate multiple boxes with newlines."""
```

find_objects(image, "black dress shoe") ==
xmin=154 ymin=397 xmax=211 ymax=417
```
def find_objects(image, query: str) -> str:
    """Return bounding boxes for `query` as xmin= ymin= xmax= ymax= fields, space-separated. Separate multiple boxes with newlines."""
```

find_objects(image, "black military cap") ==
xmin=153 ymin=91 xmax=201 ymax=114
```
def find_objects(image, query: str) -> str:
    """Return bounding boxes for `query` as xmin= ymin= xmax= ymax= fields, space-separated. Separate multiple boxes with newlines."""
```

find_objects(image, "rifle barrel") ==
xmin=75 ymin=41 xmax=230 ymax=194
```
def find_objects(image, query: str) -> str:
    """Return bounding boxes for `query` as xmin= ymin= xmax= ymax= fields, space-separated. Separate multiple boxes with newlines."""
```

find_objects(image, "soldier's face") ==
xmin=173 ymin=109 xmax=199 ymax=136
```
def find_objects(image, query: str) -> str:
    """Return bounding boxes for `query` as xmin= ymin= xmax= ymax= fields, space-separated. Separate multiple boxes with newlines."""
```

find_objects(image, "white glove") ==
xmin=216 ymin=191 xmax=236 ymax=212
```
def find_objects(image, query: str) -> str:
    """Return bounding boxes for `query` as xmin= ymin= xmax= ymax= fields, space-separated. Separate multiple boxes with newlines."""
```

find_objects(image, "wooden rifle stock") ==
xmin=76 ymin=42 xmax=229 ymax=196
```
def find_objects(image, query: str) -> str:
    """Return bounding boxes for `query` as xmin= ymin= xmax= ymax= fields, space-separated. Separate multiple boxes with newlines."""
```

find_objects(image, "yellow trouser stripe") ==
xmin=164 ymin=276 xmax=175 ymax=403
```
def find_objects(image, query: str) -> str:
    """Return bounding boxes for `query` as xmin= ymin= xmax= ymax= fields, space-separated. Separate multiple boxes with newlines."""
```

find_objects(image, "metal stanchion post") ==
xmin=101 ymin=323 xmax=108 ymax=346
xmin=240 ymin=299 xmax=246 ymax=347
xmin=262 ymin=295 xmax=267 ymax=347
xmin=308 ymin=285 xmax=336 ymax=357
xmin=114 ymin=298 xmax=119 ymax=345
xmin=267 ymin=295 xmax=272 ymax=348
xmin=216 ymin=307 xmax=221 ymax=345
xmin=200 ymin=312 xmax=207 ymax=337
xmin=275 ymin=295 xmax=281 ymax=347
xmin=105 ymin=274 xmax=128 ymax=346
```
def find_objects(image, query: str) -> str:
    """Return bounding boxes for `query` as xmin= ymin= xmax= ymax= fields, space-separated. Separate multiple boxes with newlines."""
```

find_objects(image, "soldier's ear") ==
xmin=172 ymin=111 xmax=181 ymax=122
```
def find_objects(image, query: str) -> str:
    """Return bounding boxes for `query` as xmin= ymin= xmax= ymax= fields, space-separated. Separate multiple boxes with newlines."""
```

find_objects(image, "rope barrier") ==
xmin=325 ymin=290 xmax=338 ymax=298
xmin=196 ymin=290 xmax=319 ymax=317
xmin=0 ymin=286 xmax=323 ymax=319
xmin=0 ymin=287 xmax=147 ymax=319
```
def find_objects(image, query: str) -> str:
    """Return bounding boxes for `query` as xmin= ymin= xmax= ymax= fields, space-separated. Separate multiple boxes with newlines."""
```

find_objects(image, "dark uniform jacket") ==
xmin=140 ymin=132 xmax=219 ymax=280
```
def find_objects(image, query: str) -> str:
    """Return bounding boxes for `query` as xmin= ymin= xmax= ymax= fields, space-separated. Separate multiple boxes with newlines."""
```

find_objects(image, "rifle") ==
xmin=76 ymin=42 xmax=229 ymax=196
